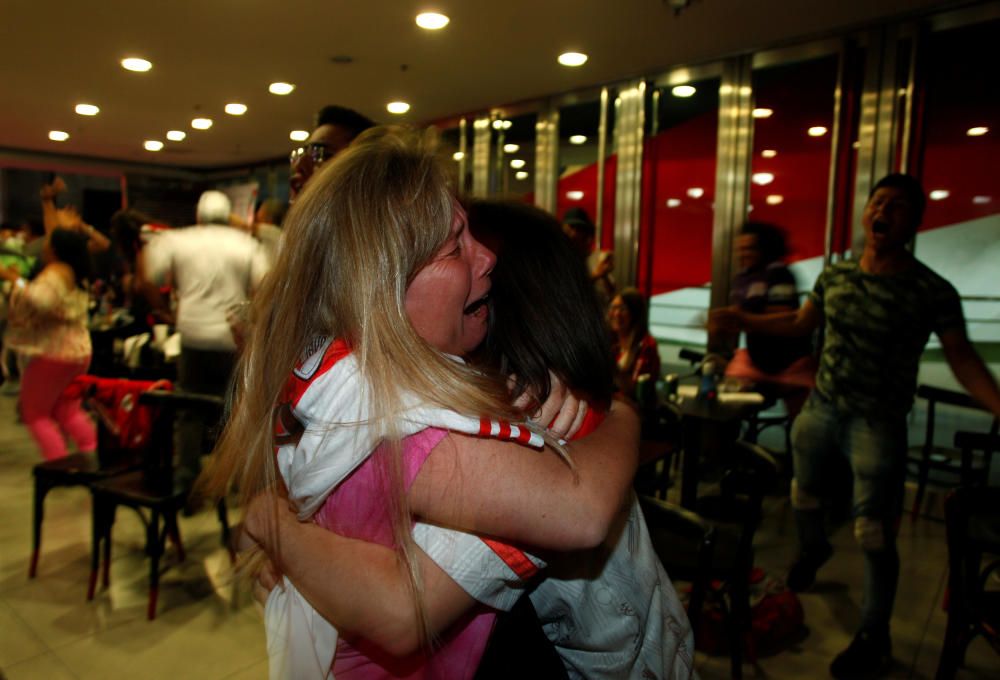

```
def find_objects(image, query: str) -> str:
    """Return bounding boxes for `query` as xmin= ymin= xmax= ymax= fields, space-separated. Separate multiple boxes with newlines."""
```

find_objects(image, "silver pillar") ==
xmin=472 ymin=116 xmax=492 ymax=197
xmin=612 ymin=80 xmax=646 ymax=289
xmin=534 ymin=107 xmax=559 ymax=213
xmin=711 ymin=56 xmax=754 ymax=312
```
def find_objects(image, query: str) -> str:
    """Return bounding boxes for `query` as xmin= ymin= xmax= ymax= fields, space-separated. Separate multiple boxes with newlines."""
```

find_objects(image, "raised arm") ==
xmin=939 ymin=329 xmax=1000 ymax=418
xmin=409 ymin=399 xmax=640 ymax=550
xmin=242 ymin=494 xmax=476 ymax=657
xmin=712 ymin=298 xmax=821 ymax=338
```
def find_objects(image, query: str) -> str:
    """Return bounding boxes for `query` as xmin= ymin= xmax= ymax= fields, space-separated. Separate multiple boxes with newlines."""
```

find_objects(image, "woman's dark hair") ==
xmin=739 ymin=221 xmax=788 ymax=264
xmin=110 ymin=209 xmax=158 ymax=260
xmin=49 ymin=228 xmax=91 ymax=288
xmin=616 ymin=287 xmax=650 ymax=339
xmin=467 ymin=200 xmax=615 ymax=407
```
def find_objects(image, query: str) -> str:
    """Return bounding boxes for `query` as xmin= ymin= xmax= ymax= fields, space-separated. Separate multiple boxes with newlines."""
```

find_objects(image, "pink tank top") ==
xmin=313 ymin=428 xmax=496 ymax=679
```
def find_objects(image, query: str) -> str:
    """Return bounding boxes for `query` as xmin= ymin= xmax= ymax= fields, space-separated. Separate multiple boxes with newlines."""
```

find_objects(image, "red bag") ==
xmin=66 ymin=376 xmax=172 ymax=451
xmin=688 ymin=567 xmax=805 ymax=659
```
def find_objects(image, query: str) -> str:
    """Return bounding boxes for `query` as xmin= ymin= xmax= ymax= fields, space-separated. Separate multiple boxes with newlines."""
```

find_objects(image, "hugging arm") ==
xmin=242 ymin=495 xmax=476 ymax=657
xmin=410 ymin=399 xmax=640 ymax=550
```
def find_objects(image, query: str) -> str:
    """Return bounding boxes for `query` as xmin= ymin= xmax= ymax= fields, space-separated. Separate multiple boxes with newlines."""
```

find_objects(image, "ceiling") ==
xmin=0 ymin=0 xmax=953 ymax=169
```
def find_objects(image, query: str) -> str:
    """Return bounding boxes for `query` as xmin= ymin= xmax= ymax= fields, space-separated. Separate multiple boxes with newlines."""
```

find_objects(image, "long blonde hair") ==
xmin=204 ymin=126 xmax=518 ymax=644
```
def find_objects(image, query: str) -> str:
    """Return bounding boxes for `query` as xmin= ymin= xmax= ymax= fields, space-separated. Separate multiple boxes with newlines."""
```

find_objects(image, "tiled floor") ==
xmin=0 ymin=393 xmax=997 ymax=679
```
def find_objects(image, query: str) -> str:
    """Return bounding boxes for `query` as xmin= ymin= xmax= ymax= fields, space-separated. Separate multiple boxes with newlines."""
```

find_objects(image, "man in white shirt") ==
xmin=143 ymin=190 xmax=270 ymax=501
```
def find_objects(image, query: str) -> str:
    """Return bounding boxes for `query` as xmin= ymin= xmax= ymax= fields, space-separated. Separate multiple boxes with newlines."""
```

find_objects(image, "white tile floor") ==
xmin=0 ymin=393 xmax=997 ymax=679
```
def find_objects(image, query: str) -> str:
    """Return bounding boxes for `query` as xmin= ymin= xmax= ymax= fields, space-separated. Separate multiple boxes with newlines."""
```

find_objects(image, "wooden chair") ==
xmin=909 ymin=384 xmax=998 ymax=520
xmin=29 ymin=376 xmax=169 ymax=578
xmin=935 ymin=486 xmax=1000 ymax=679
xmin=643 ymin=441 xmax=779 ymax=679
xmin=86 ymin=390 xmax=233 ymax=620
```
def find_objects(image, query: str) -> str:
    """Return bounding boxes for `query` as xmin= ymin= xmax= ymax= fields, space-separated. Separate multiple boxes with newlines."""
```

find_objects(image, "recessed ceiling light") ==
xmin=289 ymin=130 xmax=309 ymax=142
xmin=751 ymin=172 xmax=775 ymax=186
xmin=386 ymin=101 xmax=410 ymax=114
xmin=666 ymin=198 xmax=681 ymax=208
xmin=807 ymin=126 xmax=828 ymax=137
xmin=566 ymin=190 xmax=584 ymax=200
xmin=972 ymin=195 xmax=992 ymax=205
xmin=671 ymin=85 xmax=696 ymax=98
xmin=967 ymin=126 xmax=988 ymax=137
xmin=766 ymin=194 xmax=784 ymax=205
xmin=121 ymin=57 xmax=152 ymax=72
xmin=929 ymin=189 xmax=949 ymax=201
xmin=752 ymin=108 xmax=773 ymax=119
xmin=75 ymin=103 xmax=99 ymax=116
xmin=686 ymin=187 xmax=704 ymax=199
xmin=191 ymin=118 xmax=213 ymax=130
xmin=166 ymin=130 xmax=186 ymax=141
xmin=415 ymin=12 xmax=449 ymax=29
xmin=503 ymin=143 xmax=519 ymax=153
xmin=558 ymin=52 xmax=588 ymax=67
xmin=225 ymin=103 xmax=247 ymax=115
xmin=48 ymin=130 xmax=69 ymax=142
xmin=144 ymin=140 xmax=164 ymax=151
xmin=761 ymin=149 xmax=777 ymax=158
xmin=452 ymin=151 xmax=465 ymax=161
xmin=510 ymin=159 xmax=526 ymax=169
xmin=268 ymin=82 xmax=295 ymax=95
xmin=569 ymin=135 xmax=587 ymax=145
xmin=515 ymin=171 xmax=529 ymax=180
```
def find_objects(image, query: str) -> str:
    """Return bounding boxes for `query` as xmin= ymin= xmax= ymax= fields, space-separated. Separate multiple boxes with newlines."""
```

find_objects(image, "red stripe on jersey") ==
xmin=280 ymin=338 xmax=353 ymax=408
xmin=481 ymin=538 xmax=539 ymax=580
xmin=515 ymin=426 xmax=533 ymax=445
xmin=478 ymin=417 xmax=492 ymax=437
xmin=498 ymin=420 xmax=511 ymax=440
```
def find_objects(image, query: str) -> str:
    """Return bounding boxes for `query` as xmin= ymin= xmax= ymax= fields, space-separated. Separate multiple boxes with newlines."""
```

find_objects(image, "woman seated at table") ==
xmin=208 ymin=127 xmax=643 ymax=677
xmin=719 ymin=221 xmax=815 ymax=414
xmin=609 ymin=287 xmax=662 ymax=397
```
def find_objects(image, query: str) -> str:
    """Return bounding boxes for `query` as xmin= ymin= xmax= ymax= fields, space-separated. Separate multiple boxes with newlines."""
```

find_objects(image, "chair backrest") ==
xmin=944 ymin=487 xmax=1000 ymax=620
xmin=638 ymin=494 xmax=715 ymax=638
xmin=137 ymin=390 xmax=226 ymax=491
xmin=916 ymin=384 xmax=993 ymax=453
xmin=720 ymin=440 xmax=780 ymax=512
xmin=953 ymin=429 xmax=1000 ymax=486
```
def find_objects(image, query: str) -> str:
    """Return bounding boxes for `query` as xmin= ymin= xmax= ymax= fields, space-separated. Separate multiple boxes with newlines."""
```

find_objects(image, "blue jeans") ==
xmin=790 ymin=389 xmax=906 ymax=634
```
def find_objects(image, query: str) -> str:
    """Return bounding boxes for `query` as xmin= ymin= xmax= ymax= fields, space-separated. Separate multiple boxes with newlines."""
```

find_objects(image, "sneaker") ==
xmin=786 ymin=542 xmax=833 ymax=592
xmin=0 ymin=380 xmax=19 ymax=396
xmin=830 ymin=630 xmax=892 ymax=679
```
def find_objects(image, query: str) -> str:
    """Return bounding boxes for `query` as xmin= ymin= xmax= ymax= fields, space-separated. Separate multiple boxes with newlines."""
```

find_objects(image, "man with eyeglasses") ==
xmin=289 ymin=105 xmax=375 ymax=200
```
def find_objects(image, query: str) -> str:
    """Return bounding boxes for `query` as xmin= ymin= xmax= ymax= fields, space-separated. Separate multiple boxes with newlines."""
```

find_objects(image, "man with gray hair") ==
xmin=142 ymin=189 xmax=270 ymax=504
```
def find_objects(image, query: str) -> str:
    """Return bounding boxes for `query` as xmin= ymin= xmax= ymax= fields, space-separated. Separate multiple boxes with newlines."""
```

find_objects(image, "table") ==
xmin=673 ymin=386 xmax=766 ymax=510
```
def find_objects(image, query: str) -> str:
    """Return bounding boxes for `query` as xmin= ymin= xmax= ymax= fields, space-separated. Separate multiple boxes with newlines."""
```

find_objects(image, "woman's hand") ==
xmin=512 ymin=371 xmax=587 ymax=440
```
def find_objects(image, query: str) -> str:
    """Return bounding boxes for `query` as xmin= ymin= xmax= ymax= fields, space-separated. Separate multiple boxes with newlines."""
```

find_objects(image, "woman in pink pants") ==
xmin=2 ymin=228 xmax=95 ymax=459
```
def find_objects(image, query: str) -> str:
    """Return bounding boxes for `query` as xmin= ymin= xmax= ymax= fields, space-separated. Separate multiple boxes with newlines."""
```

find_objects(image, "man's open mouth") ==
xmin=872 ymin=220 xmax=889 ymax=235
xmin=464 ymin=294 xmax=490 ymax=316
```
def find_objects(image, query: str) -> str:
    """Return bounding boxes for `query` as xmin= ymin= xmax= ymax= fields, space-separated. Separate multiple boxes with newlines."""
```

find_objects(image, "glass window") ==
xmin=493 ymin=112 xmax=536 ymax=200
xmin=914 ymin=18 xmax=1000 ymax=347
xmin=638 ymin=75 xmax=720 ymax=347
xmin=749 ymin=55 xmax=840 ymax=291
xmin=555 ymin=99 xmax=601 ymax=235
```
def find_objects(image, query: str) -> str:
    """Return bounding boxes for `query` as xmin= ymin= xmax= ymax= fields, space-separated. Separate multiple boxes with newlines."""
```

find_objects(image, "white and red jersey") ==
xmin=267 ymin=336 xmax=546 ymax=680
xmin=274 ymin=336 xmax=543 ymax=519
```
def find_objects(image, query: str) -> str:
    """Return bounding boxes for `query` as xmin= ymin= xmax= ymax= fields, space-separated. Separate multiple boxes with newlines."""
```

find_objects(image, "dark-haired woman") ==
xmin=609 ymin=288 xmax=662 ymax=397
xmin=1 ymin=229 xmax=96 ymax=459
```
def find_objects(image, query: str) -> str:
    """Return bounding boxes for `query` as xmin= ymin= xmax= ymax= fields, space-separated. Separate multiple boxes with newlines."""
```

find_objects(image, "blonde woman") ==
xmin=209 ymin=128 xmax=638 ymax=677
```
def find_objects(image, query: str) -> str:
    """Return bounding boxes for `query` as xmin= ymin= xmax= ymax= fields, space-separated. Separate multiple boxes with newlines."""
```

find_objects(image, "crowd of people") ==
xmin=2 ymin=99 xmax=999 ymax=680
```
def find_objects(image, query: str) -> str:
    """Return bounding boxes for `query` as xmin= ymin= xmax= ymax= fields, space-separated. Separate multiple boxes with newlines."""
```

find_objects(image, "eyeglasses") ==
xmin=289 ymin=142 xmax=332 ymax=167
